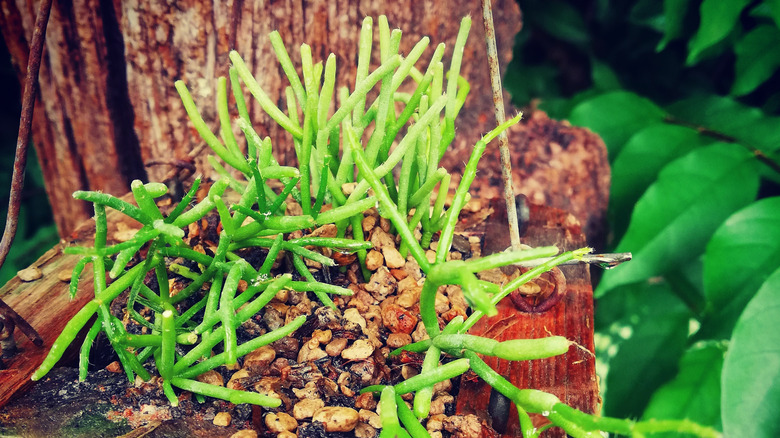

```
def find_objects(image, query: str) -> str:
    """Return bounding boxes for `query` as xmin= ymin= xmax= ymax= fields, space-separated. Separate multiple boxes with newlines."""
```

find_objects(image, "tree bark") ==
xmin=0 ymin=0 xmax=522 ymax=237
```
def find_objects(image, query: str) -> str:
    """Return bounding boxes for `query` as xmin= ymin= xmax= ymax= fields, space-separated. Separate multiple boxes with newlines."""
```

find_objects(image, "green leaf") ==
xmin=769 ymin=0 xmax=780 ymax=29
xmin=687 ymin=0 xmax=749 ymax=65
xmin=700 ymin=197 xmax=780 ymax=339
xmin=657 ymin=0 xmax=693 ymax=51
xmin=642 ymin=342 xmax=724 ymax=432
xmin=721 ymin=267 xmax=780 ymax=438
xmin=569 ymin=91 xmax=666 ymax=160
xmin=610 ymin=124 xmax=713 ymax=241
xmin=732 ymin=25 xmax=780 ymax=96
xmin=600 ymin=282 xmax=691 ymax=418
xmin=597 ymin=143 xmax=759 ymax=296
xmin=667 ymin=95 xmax=780 ymax=154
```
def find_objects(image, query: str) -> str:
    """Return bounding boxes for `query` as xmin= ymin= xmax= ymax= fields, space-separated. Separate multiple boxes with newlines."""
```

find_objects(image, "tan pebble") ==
xmin=292 ymin=381 xmax=320 ymax=400
xmin=341 ymin=339 xmax=375 ymax=360
xmin=196 ymin=370 xmax=223 ymax=387
xmin=57 ymin=269 xmax=73 ymax=282
xmin=401 ymin=364 xmax=418 ymax=380
xmin=325 ymin=338 xmax=348 ymax=356
xmin=312 ymin=407 xmax=359 ymax=432
xmin=253 ymin=376 xmax=281 ymax=399
xmin=443 ymin=414 xmax=482 ymax=437
xmin=17 ymin=266 xmax=42 ymax=282
xmin=277 ymin=432 xmax=296 ymax=438
xmin=229 ymin=430 xmax=258 ymax=438
xmin=271 ymin=287 xmax=289 ymax=303
xmin=425 ymin=250 xmax=437 ymax=264
xmin=213 ymin=412 xmax=231 ymax=427
xmin=382 ymin=246 xmax=405 ymax=269
xmin=364 ymin=266 xmax=396 ymax=299
xmin=354 ymin=423 xmax=377 ymax=438
xmin=386 ymin=333 xmax=412 ymax=349
xmin=361 ymin=215 xmax=376 ymax=233
xmin=293 ymin=397 xmax=325 ymax=419
xmin=435 ymin=293 xmax=450 ymax=314
xmin=379 ymin=217 xmax=391 ymax=232
xmin=395 ymin=287 xmax=420 ymax=309
xmin=224 ymin=361 xmax=241 ymax=371
xmin=106 ymin=361 xmax=122 ymax=373
xmin=243 ymin=345 xmax=276 ymax=368
xmin=311 ymin=329 xmax=332 ymax=345
xmin=430 ymin=432 xmax=444 ymax=438
xmin=265 ymin=412 xmax=298 ymax=433
xmin=343 ymin=308 xmax=367 ymax=331
xmin=358 ymin=409 xmax=382 ymax=429
xmin=227 ymin=369 xmax=250 ymax=390
xmin=411 ymin=321 xmax=430 ymax=342
xmin=297 ymin=341 xmax=327 ymax=363
xmin=365 ymin=249 xmax=384 ymax=271
xmin=427 ymin=413 xmax=446 ymax=431
xmin=369 ymin=227 xmax=394 ymax=249
xmin=403 ymin=255 xmax=423 ymax=281
xmin=342 ymin=182 xmax=357 ymax=195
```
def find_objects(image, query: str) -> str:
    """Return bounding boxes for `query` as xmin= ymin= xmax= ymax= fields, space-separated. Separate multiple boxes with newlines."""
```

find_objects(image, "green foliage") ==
xmin=506 ymin=1 xmax=780 ymax=436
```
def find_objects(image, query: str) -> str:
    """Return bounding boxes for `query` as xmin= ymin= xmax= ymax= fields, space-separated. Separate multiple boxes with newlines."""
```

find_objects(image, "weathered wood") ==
xmin=456 ymin=197 xmax=599 ymax=437
xmin=0 ymin=0 xmax=522 ymax=237
xmin=0 ymin=195 xmax=142 ymax=408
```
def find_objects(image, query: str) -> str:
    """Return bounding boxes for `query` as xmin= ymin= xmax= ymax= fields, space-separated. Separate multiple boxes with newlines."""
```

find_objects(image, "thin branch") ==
xmin=481 ymin=0 xmax=522 ymax=251
xmin=0 ymin=0 xmax=54 ymax=348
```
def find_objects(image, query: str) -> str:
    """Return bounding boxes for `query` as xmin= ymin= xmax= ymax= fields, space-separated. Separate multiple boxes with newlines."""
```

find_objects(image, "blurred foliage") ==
xmin=0 ymin=41 xmax=59 ymax=286
xmin=505 ymin=0 xmax=780 ymax=436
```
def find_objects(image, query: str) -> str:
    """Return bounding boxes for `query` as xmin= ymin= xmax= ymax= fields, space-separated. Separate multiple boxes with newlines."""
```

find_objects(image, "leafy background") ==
xmin=503 ymin=0 xmax=780 ymax=436
xmin=2 ymin=0 xmax=780 ymax=436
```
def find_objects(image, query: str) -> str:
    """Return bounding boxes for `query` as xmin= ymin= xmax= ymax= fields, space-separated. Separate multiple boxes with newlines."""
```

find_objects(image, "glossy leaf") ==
xmin=597 ymin=143 xmax=759 ymax=296
xmin=657 ymin=0 xmax=692 ymax=51
xmin=667 ymin=91 xmax=780 ymax=155
xmin=601 ymin=282 xmax=690 ymax=418
xmin=732 ymin=25 xmax=780 ymax=96
xmin=722 ymin=268 xmax=780 ymax=438
xmin=610 ymin=124 xmax=712 ymax=240
xmin=701 ymin=197 xmax=780 ymax=339
xmin=569 ymin=91 xmax=666 ymax=160
xmin=642 ymin=342 xmax=724 ymax=432
xmin=687 ymin=0 xmax=749 ymax=65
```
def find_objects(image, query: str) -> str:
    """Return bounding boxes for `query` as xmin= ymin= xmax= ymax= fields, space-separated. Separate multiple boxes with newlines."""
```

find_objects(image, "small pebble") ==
xmin=57 ymin=269 xmax=73 ymax=282
xmin=359 ymin=409 xmax=382 ymax=429
xmin=382 ymin=246 xmax=405 ymax=269
xmin=17 ymin=266 xmax=42 ymax=282
xmin=213 ymin=412 xmax=231 ymax=427
xmin=278 ymin=432 xmax=296 ymax=438
xmin=106 ymin=361 xmax=122 ymax=373
xmin=229 ymin=430 xmax=257 ymax=438
xmin=325 ymin=338 xmax=348 ymax=356
xmin=312 ymin=406 xmax=359 ymax=432
xmin=365 ymin=250 xmax=384 ymax=271
xmin=341 ymin=339 xmax=375 ymax=360
xmin=386 ymin=333 xmax=412 ymax=349
xmin=265 ymin=412 xmax=298 ymax=433
xmin=243 ymin=345 xmax=276 ymax=368
xmin=196 ymin=370 xmax=224 ymax=387
xmin=293 ymin=398 xmax=325 ymax=420
xmin=226 ymin=369 xmax=250 ymax=390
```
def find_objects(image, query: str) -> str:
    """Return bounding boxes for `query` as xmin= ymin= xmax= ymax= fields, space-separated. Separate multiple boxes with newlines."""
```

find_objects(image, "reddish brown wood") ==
xmin=0 ymin=196 xmax=142 ymax=408
xmin=0 ymin=0 xmax=521 ymax=237
xmin=457 ymin=197 xmax=599 ymax=437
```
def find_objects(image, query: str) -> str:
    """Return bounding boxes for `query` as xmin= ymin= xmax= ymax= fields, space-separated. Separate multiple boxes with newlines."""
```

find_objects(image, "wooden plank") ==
xmin=0 ymin=197 xmax=142 ymax=408
xmin=456 ymin=197 xmax=599 ymax=437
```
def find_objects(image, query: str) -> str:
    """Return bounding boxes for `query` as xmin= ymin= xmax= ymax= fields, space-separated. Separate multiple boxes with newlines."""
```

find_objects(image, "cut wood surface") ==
xmin=0 ymin=195 xmax=142 ymax=408
xmin=456 ymin=197 xmax=599 ymax=437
